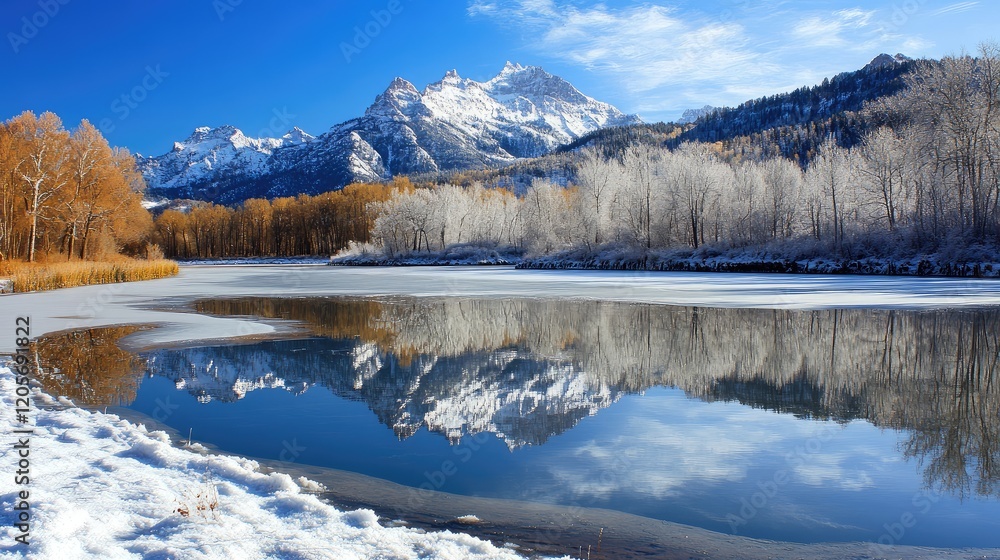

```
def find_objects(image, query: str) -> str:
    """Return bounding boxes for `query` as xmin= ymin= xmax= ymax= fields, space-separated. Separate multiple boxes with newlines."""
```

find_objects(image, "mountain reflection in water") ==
xmin=34 ymin=297 xmax=1000 ymax=503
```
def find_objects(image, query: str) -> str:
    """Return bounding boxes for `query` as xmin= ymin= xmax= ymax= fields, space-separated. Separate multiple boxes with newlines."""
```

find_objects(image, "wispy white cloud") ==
xmin=932 ymin=2 xmax=979 ymax=16
xmin=467 ymin=0 xmax=778 ymax=98
xmin=548 ymin=414 xmax=785 ymax=499
xmin=467 ymin=1 xmax=941 ymax=117
xmin=902 ymin=37 xmax=934 ymax=52
xmin=467 ymin=1 xmax=497 ymax=16
xmin=791 ymin=8 xmax=877 ymax=49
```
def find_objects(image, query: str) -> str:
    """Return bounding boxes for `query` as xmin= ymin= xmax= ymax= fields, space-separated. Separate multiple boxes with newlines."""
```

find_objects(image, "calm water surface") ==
xmin=35 ymin=297 xmax=1000 ymax=548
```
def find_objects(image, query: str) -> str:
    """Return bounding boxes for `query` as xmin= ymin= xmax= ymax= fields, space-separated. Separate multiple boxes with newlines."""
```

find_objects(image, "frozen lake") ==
xmin=7 ymin=264 xmax=1000 ymax=353
xmin=10 ymin=265 xmax=1000 ymax=555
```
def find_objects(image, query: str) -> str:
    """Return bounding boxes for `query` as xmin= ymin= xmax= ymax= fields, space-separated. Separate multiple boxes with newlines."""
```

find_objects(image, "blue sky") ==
xmin=1 ymin=0 xmax=995 ymax=155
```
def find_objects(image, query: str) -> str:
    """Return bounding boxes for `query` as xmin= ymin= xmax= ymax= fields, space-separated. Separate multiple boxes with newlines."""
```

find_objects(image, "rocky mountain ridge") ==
xmin=139 ymin=63 xmax=640 ymax=204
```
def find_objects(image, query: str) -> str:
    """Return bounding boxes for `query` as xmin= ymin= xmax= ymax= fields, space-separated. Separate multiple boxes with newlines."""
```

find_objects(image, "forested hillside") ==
xmin=674 ymin=55 xmax=914 ymax=161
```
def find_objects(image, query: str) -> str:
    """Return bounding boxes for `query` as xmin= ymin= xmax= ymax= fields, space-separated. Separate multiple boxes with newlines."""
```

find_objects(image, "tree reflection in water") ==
xmin=32 ymin=325 xmax=148 ymax=407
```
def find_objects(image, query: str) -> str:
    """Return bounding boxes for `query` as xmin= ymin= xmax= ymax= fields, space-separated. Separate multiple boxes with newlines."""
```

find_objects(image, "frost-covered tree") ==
xmin=617 ymin=144 xmax=661 ymax=249
xmin=858 ymin=127 xmax=912 ymax=232
xmin=661 ymin=144 xmax=728 ymax=249
xmin=576 ymin=148 xmax=622 ymax=248
xmin=521 ymin=179 xmax=572 ymax=255
xmin=759 ymin=157 xmax=803 ymax=241
xmin=728 ymin=161 xmax=767 ymax=247
xmin=900 ymin=44 xmax=1000 ymax=240
xmin=805 ymin=140 xmax=854 ymax=250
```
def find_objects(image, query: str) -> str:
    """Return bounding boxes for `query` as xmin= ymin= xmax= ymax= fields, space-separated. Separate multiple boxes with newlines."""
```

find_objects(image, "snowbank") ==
xmin=331 ymin=243 xmax=523 ymax=266
xmin=332 ymin=241 xmax=1000 ymax=277
xmin=0 ymin=367 xmax=531 ymax=559
xmin=518 ymin=245 xmax=1000 ymax=277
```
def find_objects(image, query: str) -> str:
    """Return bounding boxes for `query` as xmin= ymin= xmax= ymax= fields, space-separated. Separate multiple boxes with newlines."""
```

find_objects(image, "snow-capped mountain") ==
xmin=138 ymin=125 xmax=314 ymax=195
xmin=139 ymin=63 xmax=640 ymax=204
xmin=678 ymin=105 xmax=717 ymax=124
xmin=350 ymin=62 xmax=639 ymax=174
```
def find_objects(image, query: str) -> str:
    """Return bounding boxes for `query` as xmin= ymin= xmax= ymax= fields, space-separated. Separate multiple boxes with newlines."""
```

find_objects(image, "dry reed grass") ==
xmin=0 ymin=259 xmax=179 ymax=293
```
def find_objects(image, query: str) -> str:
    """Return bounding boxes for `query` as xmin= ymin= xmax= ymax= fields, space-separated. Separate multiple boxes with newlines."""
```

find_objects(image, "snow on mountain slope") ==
xmin=138 ymin=125 xmax=314 ymax=195
xmin=340 ymin=61 xmax=640 ymax=173
xmin=140 ymin=63 xmax=640 ymax=204
xmin=678 ymin=105 xmax=717 ymax=124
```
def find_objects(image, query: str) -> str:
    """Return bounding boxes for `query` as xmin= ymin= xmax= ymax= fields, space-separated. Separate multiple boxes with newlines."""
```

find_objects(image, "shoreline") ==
xmin=0 ymin=367 xmax=527 ymax=560
xmin=330 ymin=254 xmax=1000 ymax=278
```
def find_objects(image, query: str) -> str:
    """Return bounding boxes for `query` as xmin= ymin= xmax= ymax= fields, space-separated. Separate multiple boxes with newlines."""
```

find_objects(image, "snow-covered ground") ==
xmin=0 ymin=367 xmax=532 ymax=560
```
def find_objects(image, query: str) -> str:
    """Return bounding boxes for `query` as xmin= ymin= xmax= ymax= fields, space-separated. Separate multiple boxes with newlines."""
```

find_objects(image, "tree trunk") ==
xmin=27 ymin=211 xmax=38 ymax=262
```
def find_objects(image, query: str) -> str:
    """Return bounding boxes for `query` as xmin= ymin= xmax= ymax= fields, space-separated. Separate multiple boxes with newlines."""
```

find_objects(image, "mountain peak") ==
xmin=500 ymin=61 xmax=526 ymax=74
xmin=865 ymin=53 xmax=909 ymax=71
xmin=281 ymin=127 xmax=314 ymax=144
xmin=386 ymin=76 xmax=418 ymax=93
xmin=678 ymin=105 xmax=717 ymax=125
xmin=174 ymin=125 xmax=241 ymax=150
xmin=487 ymin=63 xmax=559 ymax=87
xmin=424 ymin=69 xmax=470 ymax=94
xmin=191 ymin=124 xmax=238 ymax=137
xmin=369 ymin=77 xmax=422 ymax=117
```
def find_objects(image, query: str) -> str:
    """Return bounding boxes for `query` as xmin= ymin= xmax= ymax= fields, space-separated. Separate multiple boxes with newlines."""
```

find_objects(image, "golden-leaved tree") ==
xmin=0 ymin=111 xmax=152 ymax=262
